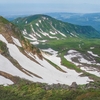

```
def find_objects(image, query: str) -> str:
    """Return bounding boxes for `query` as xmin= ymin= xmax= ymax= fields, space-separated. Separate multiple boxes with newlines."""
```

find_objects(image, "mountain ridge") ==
xmin=12 ymin=14 xmax=100 ymax=41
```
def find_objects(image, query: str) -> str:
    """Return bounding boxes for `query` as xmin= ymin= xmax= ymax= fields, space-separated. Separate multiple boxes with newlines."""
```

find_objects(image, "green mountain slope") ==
xmin=0 ymin=15 xmax=100 ymax=100
xmin=12 ymin=14 xmax=100 ymax=40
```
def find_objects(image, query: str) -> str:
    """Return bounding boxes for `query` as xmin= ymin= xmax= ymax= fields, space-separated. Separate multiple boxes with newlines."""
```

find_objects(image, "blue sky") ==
xmin=1 ymin=0 xmax=100 ymax=15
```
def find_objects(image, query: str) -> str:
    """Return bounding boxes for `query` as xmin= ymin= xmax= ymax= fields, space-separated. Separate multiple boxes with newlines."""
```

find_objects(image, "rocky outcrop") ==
xmin=70 ymin=82 xmax=78 ymax=90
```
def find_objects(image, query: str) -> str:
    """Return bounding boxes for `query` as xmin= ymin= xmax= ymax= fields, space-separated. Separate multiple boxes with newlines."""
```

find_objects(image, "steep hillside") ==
xmin=12 ymin=15 xmax=100 ymax=78
xmin=0 ymin=16 xmax=96 ymax=86
xmin=12 ymin=15 xmax=100 ymax=45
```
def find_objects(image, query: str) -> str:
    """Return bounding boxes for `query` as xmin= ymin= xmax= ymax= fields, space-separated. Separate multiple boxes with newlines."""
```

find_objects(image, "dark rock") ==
xmin=70 ymin=82 xmax=78 ymax=89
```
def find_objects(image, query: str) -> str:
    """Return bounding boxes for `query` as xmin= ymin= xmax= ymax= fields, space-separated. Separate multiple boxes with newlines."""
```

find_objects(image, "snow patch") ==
xmin=11 ymin=36 xmax=22 ymax=47
xmin=0 ymin=76 xmax=13 ymax=86
xmin=22 ymin=29 xmax=27 ymax=35
xmin=70 ymin=33 xmax=77 ymax=37
xmin=0 ymin=35 xmax=93 ymax=85
xmin=81 ymin=67 xmax=100 ymax=77
xmin=64 ymin=50 xmax=97 ymax=65
xmin=29 ymin=34 xmax=37 ymax=40
xmin=39 ymin=20 xmax=41 ymax=23
xmin=50 ymin=23 xmax=66 ymax=37
xmin=31 ymin=24 xmax=41 ymax=38
xmin=50 ymin=31 xmax=56 ymax=35
xmin=87 ymin=51 xmax=99 ymax=57
xmin=42 ymin=51 xmax=92 ymax=85
xmin=30 ymin=41 xmax=39 ymax=45
xmin=25 ymin=21 xmax=27 ymax=24
xmin=42 ymin=48 xmax=58 ymax=55
xmin=36 ymin=23 xmax=39 ymax=26
xmin=39 ymin=40 xmax=47 ymax=43
xmin=90 ymin=47 xmax=95 ymax=50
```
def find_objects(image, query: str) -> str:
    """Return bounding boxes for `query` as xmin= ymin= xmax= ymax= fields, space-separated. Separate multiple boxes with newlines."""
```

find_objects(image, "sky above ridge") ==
xmin=0 ymin=0 xmax=100 ymax=15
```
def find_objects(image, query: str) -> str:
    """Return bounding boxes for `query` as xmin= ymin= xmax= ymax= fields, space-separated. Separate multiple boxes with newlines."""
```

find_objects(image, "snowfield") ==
xmin=11 ymin=36 xmax=22 ymax=47
xmin=64 ymin=50 xmax=100 ymax=77
xmin=81 ymin=67 xmax=100 ymax=77
xmin=0 ymin=76 xmax=13 ymax=86
xmin=0 ymin=34 xmax=93 ymax=85
xmin=87 ymin=51 xmax=99 ymax=57
xmin=64 ymin=50 xmax=97 ymax=65
xmin=42 ymin=49 xmax=93 ymax=85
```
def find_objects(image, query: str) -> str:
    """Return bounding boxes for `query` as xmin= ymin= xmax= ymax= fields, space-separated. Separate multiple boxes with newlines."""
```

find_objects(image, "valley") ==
xmin=0 ymin=14 xmax=100 ymax=99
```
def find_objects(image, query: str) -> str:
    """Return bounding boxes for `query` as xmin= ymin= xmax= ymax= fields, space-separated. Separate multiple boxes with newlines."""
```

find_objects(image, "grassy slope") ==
xmin=12 ymin=15 xmax=100 ymax=38
xmin=37 ymin=37 xmax=100 ymax=81
xmin=0 ymin=80 xmax=100 ymax=100
xmin=44 ymin=37 xmax=100 ymax=55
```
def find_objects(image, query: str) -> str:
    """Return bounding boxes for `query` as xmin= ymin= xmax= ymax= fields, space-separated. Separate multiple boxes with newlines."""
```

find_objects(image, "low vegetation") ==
xmin=0 ymin=79 xmax=100 ymax=100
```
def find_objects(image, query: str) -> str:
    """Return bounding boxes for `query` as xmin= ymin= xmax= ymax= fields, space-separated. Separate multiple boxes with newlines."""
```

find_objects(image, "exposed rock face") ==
xmin=70 ymin=82 xmax=78 ymax=89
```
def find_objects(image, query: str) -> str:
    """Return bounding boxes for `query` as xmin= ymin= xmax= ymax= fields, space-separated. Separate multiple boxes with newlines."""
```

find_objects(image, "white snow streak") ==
xmin=70 ymin=33 xmax=77 ymax=37
xmin=87 ymin=51 xmax=99 ymax=57
xmin=30 ymin=41 xmax=39 ymax=45
xmin=42 ymin=50 xmax=92 ymax=85
xmin=0 ymin=34 xmax=93 ymax=85
xmin=0 ymin=76 xmax=13 ymax=86
xmin=81 ymin=67 xmax=100 ymax=77
xmin=12 ymin=36 xmax=22 ymax=47
xmin=36 ymin=23 xmax=39 ymax=26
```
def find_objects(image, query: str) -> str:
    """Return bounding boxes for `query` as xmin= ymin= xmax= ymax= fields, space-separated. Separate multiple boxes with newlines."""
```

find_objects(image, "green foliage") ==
xmin=44 ymin=57 xmax=66 ymax=73
xmin=0 ymin=16 xmax=9 ymax=24
xmin=12 ymin=14 xmax=100 ymax=39
xmin=61 ymin=54 xmax=81 ymax=72
xmin=0 ymin=41 xmax=7 ymax=53
xmin=1 ymin=81 xmax=100 ymax=100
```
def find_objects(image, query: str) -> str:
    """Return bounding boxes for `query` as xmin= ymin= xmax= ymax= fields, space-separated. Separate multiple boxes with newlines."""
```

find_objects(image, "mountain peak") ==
xmin=12 ymin=14 xmax=100 ymax=46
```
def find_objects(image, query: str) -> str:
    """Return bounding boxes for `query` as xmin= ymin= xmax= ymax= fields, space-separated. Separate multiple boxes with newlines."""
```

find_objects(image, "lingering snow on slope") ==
xmin=50 ymin=31 xmax=56 ymax=35
xmin=39 ymin=31 xmax=59 ymax=39
xmin=24 ymin=36 xmax=36 ymax=41
xmin=39 ymin=20 xmax=41 ymax=23
xmin=90 ymin=47 xmax=95 ymax=49
xmin=42 ymin=48 xmax=58 ymax=55
xmin=0 ymin=76 xmax=13 ymax=86
xmin=64 ymin=50 xmax=96 ymax=65
xmin=40 ymin=32 xmax=48 ymax=36
xmin=30 ymin=24 xmax=41 ymax=38
xmin=0 ymin=34 xmax=93 ymax=85
xmin=11 ymin=36 xmax=22 ymax=47
xmin=81 ymin=67 xmax=100 ymax=77
xmin=36 ymin=23 xmax=39 ymax=26
xmin=0 ymin=34 xmax=44 ymax=81
xmin=79 ymin=58 xmax=93 ymax=65
xmin=8 ymin=44 xmax=73 ymax=84
xmin=22 ymin=29 xmax=27 ymax=35
xmin=42 ymin=50 xmax=92 ymax=85
xmin=0 ymin=54 xmax=25 ymax=77
xmin=70 ymin=33 xmax=77 ymax=37
xmin=30 ymin=41 xmax=39 ymax=45
xmin=29 ymin=34 xmax=37 ymax=40
xmin=25 ymin=21 xmax=27 ymax=24
xmin=64 ymin=49 xmax=100 ymax=77
xmin=50 ymin=23 xmax=66 ymax=37
xmin=64 ymin=50 xmax=81 ymax=66
xmin=0 ymin=34 xmax=8 ymax=43
xmin=39 ymin=40 xmax=47 ymax=43
xmin=87 ymin=51 xmax=99 ymax=57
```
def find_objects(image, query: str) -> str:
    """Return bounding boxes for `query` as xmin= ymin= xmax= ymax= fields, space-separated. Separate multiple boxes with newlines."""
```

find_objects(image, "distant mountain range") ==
xmin=12 ymin=14 xmax=100 ymax=44
xmin=47 ymin=12 xmax=100 ymax=31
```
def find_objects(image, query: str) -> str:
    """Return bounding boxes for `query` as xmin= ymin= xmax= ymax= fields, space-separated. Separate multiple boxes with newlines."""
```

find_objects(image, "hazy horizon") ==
xmin=1 ymin=0 xmax=100 ymax=16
